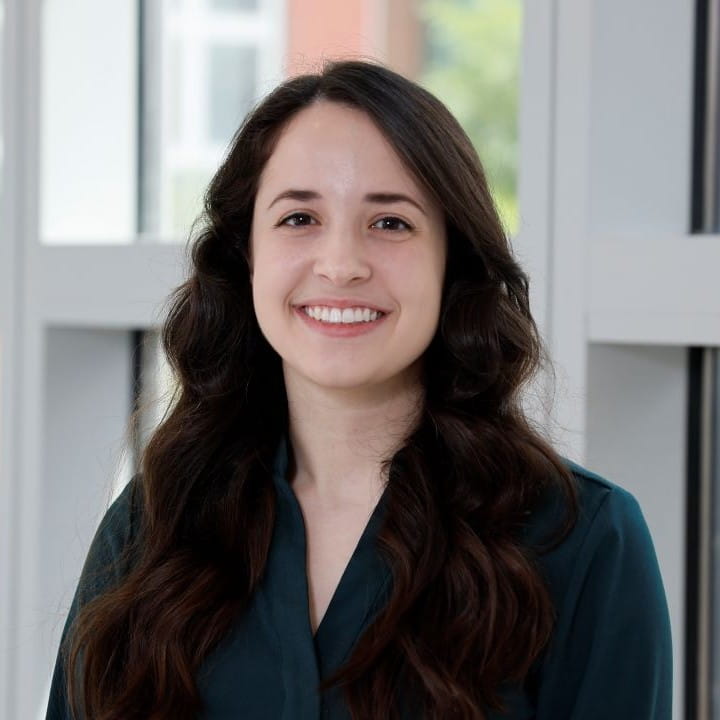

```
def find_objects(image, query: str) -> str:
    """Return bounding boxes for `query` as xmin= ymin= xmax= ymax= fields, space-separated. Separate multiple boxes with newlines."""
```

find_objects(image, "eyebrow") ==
xmin=267 ymin=189 xmax=427 ymax=216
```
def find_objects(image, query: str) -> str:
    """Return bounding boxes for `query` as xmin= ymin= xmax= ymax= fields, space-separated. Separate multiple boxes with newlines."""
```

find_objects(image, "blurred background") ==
xmin=0 ymin=0 xmax=717 ymax=718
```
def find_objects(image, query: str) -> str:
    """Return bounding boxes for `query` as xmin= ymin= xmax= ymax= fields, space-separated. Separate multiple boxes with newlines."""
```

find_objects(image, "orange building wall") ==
xmin=385 ymin=0 xmax=423 ymax=79
xmin=285 ymin=0 xmax=422 ymax=79
xmin=286 ymin=0 xmax=370 ymax=75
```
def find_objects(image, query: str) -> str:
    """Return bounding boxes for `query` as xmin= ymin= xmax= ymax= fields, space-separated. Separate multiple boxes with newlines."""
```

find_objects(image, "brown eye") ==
xmin=279 ymin=212 xmax=316 ymax=227
xmin=371 ymin=216 xmax=412 ymax=231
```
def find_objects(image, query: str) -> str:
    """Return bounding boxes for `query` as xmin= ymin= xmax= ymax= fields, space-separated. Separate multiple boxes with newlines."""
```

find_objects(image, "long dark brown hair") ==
xmin=65 ymin=60 xmax=577 ymax=719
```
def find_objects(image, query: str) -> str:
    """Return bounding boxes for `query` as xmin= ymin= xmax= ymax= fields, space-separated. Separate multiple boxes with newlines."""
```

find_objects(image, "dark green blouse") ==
xmin=46 ymin=438 xmax=672 ymax=719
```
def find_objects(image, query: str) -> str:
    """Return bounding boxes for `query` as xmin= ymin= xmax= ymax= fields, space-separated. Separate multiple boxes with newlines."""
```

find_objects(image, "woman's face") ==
xmin=250 ymin=100 xmax=447 ymax=396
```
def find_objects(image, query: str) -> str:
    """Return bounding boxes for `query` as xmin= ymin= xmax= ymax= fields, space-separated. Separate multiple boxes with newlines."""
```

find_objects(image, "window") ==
xmin=141 ymin=0 xmax=278 ymax=239
xmin=420 ymin=0 xmax=521 ymax=235
xmin=40 ymin=0 xmax=283 ymax=244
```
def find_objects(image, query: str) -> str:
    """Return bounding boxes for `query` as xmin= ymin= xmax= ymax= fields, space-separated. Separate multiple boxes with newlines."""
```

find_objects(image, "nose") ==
xmin=312 ymin=226 xmax=371 ymax=285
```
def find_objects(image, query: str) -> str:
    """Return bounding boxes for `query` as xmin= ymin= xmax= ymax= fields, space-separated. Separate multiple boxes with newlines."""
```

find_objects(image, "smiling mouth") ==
xmin=301 ymin=306 xmax=386 ymax=324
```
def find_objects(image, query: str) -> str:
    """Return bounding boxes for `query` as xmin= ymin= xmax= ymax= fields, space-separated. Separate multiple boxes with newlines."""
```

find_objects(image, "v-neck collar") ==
xmin=262 ymin=435 xmax=392 ymax=713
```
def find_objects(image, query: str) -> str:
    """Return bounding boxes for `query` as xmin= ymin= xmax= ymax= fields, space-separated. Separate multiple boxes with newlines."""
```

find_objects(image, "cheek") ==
xmin=253 ymin=240 xmax=306 ymax=278
xmin=250 ymin=245 xmax=303 ymax=317
xmin=249 ymin=247 xmax=275 ymax=323
xmin=393 ymin=246 xmax=445 ymax=304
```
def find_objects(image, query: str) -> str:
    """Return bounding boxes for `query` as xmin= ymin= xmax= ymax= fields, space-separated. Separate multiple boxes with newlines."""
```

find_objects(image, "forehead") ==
xmin=257 ymin=101 xmax=428 ymax=200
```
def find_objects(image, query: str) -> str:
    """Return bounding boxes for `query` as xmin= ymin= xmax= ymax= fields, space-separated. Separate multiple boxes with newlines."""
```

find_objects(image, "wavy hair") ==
xmin=65 ymin=60 xmax=577 ymax=719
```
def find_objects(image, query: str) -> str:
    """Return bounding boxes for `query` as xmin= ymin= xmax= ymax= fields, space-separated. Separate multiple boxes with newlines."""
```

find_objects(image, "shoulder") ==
xmin=524 ymin=462 xmax=673 ymax=717
xmin=526 ymin=459 xmax=668 ymax=629
xmin=563 ymin=458 xmax=649 ymax=548
xmin=564 ymin=459 xmax=652 ymax=558
xmin=75 ymin=474 xmax=143 ymax=604
xmin=46 ymin=477 xmax=144 ymax=718
xmin=93 ymin=473 xmax=143 ymax=555
xmin=526 ymin=459 xmax=649 ymax=546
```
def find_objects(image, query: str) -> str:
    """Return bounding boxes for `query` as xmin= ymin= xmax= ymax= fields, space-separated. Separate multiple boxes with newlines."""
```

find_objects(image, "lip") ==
xmin=293 ymin=305 xmax=388 ymax=337
xmin=293 ymin=298 xmax=392 ymax=313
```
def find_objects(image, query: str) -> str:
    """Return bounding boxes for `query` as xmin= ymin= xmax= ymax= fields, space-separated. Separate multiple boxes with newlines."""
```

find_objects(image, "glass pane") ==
xmin=211 ymin=0 xmax=259 ymax=10
xmin=40 ymin=0 xmax=137 ymax=244
xmin=141 ymin=0 xmax=520 ymax=241
xmin=209 ymin=45 xmax=257 ymax=144
xmin=141 ymin=0 xmax=263 ymax=240
xmin=279 ymin=0 xmax=522 ymax=236
xmin=420 ymin=0 xmax=522 ymax=235
xmin=714 ymin=347 xmax=720 ymax=717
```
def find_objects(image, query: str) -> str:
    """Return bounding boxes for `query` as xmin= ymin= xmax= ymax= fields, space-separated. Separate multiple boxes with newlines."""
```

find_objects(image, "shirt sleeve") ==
xmin=534 ymin=486 xmax=673 ymax=720
xmin=45 ymin=477 xmax=140 ymax=720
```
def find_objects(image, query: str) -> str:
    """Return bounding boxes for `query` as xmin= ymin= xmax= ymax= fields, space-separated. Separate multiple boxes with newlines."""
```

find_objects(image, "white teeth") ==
xmin=301 ymin=305 xmax=384 ymax=324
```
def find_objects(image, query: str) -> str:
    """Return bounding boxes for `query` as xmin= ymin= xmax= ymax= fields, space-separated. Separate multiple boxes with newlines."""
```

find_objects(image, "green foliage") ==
xmin=419 ymin=0 xmax=521 ymax=234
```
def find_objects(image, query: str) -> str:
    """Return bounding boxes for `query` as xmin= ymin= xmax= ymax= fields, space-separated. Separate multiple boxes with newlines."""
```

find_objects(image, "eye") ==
xmin=277 ymin=212 xmax=317 ymax=227
xmin=371 ymin=216 xmax=413 ymax=232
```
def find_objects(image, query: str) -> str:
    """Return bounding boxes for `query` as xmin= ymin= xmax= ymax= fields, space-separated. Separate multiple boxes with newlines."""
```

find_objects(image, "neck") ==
xmin=283 ymin=367 xmax=424 ymax=509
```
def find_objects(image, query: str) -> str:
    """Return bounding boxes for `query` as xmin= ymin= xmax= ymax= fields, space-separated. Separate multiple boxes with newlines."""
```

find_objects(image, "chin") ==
xmin=285 ymin=361 xmax=382 ymax=391
xmin=308 ymin=374 xmax=380 ymax=392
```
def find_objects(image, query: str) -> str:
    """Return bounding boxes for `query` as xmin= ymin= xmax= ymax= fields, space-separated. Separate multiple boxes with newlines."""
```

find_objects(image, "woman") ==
xmin=46 ymin=60 xmax=671 ymax=720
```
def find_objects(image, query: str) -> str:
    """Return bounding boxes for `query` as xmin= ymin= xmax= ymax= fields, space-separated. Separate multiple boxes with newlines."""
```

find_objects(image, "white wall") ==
xmin=38 ymin=329 xmax=133 ymax=709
